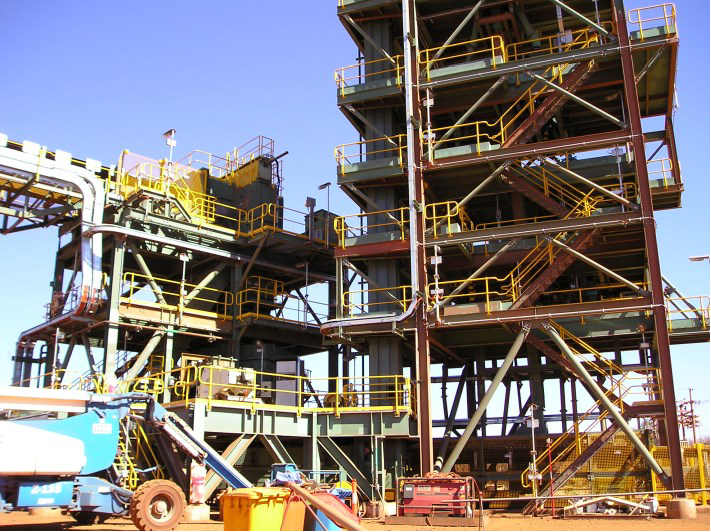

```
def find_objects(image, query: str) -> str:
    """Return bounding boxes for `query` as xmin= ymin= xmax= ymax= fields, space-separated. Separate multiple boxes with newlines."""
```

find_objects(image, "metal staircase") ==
xmin=520 ymin=323 xmax=664 ymax=512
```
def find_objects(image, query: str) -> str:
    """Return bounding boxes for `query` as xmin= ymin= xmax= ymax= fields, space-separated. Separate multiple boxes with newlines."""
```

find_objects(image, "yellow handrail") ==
xmin=423 ymin=31 xmax=599 ymax=157
xmin=343 ymin=285 xmax=412 ymax=317
xmin=335 ymin=56 xmax=404 ymax=95
xmin=506 ymin=24 xmax=613 ymax=62
xmin=334 ymin=207 xmax=409 ymax=248
xmin=334 ymin=134 xmax=407 ymax=175
xmin=628 ymin=3 xmax=677 ymax=40
xmin=419 ymin=35 xmax=506 ymax=81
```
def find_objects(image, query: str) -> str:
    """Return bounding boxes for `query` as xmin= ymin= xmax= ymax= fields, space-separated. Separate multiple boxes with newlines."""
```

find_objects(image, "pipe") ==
xmin=433 ymin=365 xmax=469 ymax=471
xmin=2 ymin=144 xmax=105 ymax=379
xmin=546 ymin=236 xmax=646 ymax=294
xmin=542 ymin=322 xmax=671 ymax=486
xmin=429 ymin=0 xmax=485 ymax=63
xmin=286 ymin=482 xmax=366 ymax=531
xmin=547 ymin=0 xmax=611 ymax=36
xmin=128 ymin=243 xmax=168 ymax=306
xmin=541 ymin=157 xmax=631 ymax=206
xmin=123 ymin=329 xmax=166 ymax=381
xmin=429 ymin=162 xmax=510 ymax=235
xmin=661 ymin=273 xmax=704 ymax=320
xmin=528 ymin=72 xmax=626 ymax=128
xmin=432 ymin=238 xmax=519 ymax=310
xmin=85 ymin=225 xmax=334 ymax=283
xmin=432 ymin=76 xmax=506 ymax=151
xmin=321 ymin=0 xmax=424 ymax=333
xmin=182 ymin=264 xmax=227 ymax=308
xmin=441 ymin=324 xmax=530 ymax=472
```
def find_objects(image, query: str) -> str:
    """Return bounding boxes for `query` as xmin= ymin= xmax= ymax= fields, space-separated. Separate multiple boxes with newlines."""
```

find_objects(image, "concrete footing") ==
xmin=28 ymin=507 xmax=62 ymax=517
xmin=667 ymin=498 xmax=696 ymax=519
xmin=183 ymin=503 xmax=211 ymax=522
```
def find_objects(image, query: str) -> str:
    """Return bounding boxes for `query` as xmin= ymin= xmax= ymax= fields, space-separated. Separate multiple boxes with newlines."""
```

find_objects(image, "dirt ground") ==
xmin=0 ymin=507 xmax=708 ymax=531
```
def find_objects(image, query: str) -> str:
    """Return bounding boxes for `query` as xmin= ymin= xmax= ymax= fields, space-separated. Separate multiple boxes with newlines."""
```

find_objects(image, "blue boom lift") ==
xmin=0 ymin=387 xmax=252 ymax=530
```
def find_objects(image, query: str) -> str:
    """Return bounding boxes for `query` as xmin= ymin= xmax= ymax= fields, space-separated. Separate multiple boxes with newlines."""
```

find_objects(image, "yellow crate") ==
xmin=221 ymin=487 xmax=290 ymax=531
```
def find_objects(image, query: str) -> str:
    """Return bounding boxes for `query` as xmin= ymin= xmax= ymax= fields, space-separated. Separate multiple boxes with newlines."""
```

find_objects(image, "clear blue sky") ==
xmin=0 ymin=1 xmax=708 ymax=435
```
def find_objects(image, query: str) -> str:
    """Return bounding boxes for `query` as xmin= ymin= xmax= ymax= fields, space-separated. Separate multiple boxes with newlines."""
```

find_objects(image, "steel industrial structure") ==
xmin=327 ymin=0 xmax=708 ymax=507
xmin=0 ymin=0 xmax=708 ymax=515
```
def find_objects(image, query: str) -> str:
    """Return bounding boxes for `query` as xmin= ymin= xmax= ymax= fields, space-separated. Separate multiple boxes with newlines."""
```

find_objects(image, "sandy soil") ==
xmin=0 ymin=507 xmax=708 ymax=531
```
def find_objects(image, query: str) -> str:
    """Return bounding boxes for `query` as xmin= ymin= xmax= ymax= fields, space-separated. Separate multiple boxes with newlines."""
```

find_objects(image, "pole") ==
xmin=440 ymin=325 xmax=530 ymax=472
xmin=543 ymin=322 xmax=672 ymax=487
xmin=530 ymin=403 xmax=539 ymax=515
xmin=689 ymin=388 xmax=697 ymax=445
xmin=547 ymin=438 xmax=555 ymax=517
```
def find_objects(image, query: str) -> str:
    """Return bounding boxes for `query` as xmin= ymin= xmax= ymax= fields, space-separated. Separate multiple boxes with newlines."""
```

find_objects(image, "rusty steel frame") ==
xmin=613 ymin=0 xmax=684 ymax=492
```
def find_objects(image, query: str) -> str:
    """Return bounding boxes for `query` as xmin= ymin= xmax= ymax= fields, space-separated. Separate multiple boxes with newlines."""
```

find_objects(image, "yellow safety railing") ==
xmin=424 ymin=31 xmax=600 ymax=157
xmin=665 ymin=296 xmax=710 ymax=331
xmin=628 ymin=3 xmax=677 ymax=40
xmin=14 ymin=369 xmax=107 ymax=393
xmin=647 ymin=157 xmax=674 ymax=187
xmin=114 ymin=433 xmax=140 ymax=490
xmin=506 ymin=24 xmax=613 ymax=62
xmin=121 ymin=271 xmax=233 ymax=320
xmin=131 ymin=421 xmax=165 ymax=481
xmin=334 ymin=207 xmax=409 ymax=248
xmin=117 ymin=363 xmax=413 ymax=416
xmin=343 ymin=285 xmax=412 ymax=317
xmin=235 ymin=276 xmax=328 ymax=326
xmin=419 ymin=36 xmax=506 ymax=81
xmin=540 ymin=282 xmax=650 ymax=308
xmin=334 ymin=134 xmax=406 ymax=175
xmin=521 ymin=321 xmax=664 ymax=489
xmin=335 ymin=56 xmax=404 ymax=95
xmin=424 ymin=201 xmax=462 ymax=238
xmin=521 ymin=371 xmax=662 ymax=489
xmin=508 ymin=162 xmax=638 ymax=218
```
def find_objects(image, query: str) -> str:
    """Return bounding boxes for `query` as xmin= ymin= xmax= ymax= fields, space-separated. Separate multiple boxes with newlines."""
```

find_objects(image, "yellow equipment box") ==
xmin=221 ymin=487 xmax=290 ymax=531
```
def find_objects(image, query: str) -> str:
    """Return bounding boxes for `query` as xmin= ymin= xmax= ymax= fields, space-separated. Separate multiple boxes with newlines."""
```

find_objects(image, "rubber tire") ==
xmin=130 ymin=479 xmax=186 ymax=531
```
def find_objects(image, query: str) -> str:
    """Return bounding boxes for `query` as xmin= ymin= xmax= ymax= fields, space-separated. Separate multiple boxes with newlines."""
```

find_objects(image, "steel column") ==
xmin=542 ymin=322 xmax=671 ymax=487
xmin=103 ymin=237 xmax=125 ymax=378
xmin=613 ymin=0 xmax=684 ymax=491
xmin=441 ymin=325 xmax=530 ymax=472
xmin=433 ymin=365 xmax=469 ymax=471
xmin=404 ymin=0 xmax=433 ymax=474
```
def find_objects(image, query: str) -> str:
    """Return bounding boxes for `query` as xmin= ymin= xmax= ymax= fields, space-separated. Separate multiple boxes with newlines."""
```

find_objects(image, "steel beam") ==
xmin=343 ymin=14 xmax=397 ymax=65
xmin=542 ymin=322 xmax=671 ymax=487
xmin=614 ymin=0 xmax=684 ymax=490
xmin=404 ymin=0 xmax=433 ymax=475
xmin=182 ymin=263 xmax=227 ymax=308
xmin=433 ymin=238 xmax=518 ymax=310
xmin=541 ymin=157 xmax=632 ymax=206
xmin=128 ymin=243 xmax=167 ymax=306
xmin=430 ymin=162 xmax=510 ymax=235
xmin=429 ymin=0 xmax=485 ymax=63
xmin=80 ymin=333 xmax=96 ymax=374
xmin=124 ymin=329 xmax=165 ymax=381
xmin=547 ymin=0 xmax=611 ymax=36
xmin=440 ymin=324 xmax=530 ymax=472
xmin=433 ymin=365 xmax=469 ymax=471
xmin=635 ymin=44 xmax=668 ymax=84
xmin=431 ymin=76 xmax=506 ymax=152
xmin=546 ymin=236 xmax=646 ymax=294
xmin=527 ymin=72 xmax=625 ymax=128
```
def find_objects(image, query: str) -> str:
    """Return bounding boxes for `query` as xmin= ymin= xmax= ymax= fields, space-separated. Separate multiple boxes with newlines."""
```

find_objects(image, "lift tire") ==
xmin=130 ymin=479 xmax=186 ymax=531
